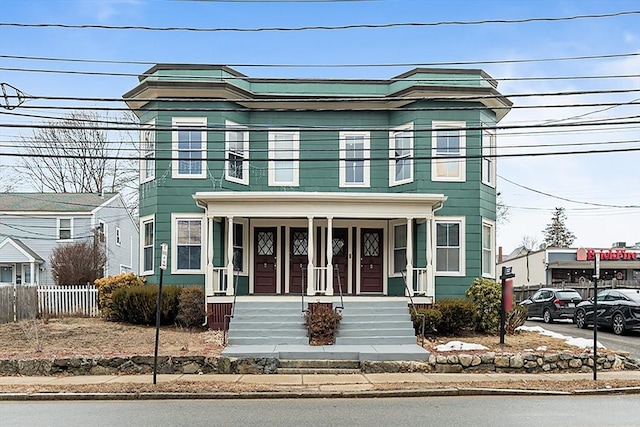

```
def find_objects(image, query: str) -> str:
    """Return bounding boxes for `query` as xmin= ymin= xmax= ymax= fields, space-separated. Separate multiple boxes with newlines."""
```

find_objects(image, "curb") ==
xmin=1 ymin=386 xmax=639 ymax=401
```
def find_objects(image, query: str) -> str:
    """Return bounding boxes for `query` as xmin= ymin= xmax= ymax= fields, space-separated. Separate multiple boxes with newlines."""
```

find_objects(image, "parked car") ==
xmin=573 ymin=289 xmax=640 ymax=335
xmin=520 ymin=288 xmax=583 ymax=323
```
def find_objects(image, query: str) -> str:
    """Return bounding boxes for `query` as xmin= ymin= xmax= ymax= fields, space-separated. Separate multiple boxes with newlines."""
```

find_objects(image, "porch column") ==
xmin=405 ymin=217 xmax=413 ymax=296
xmin=206 ymin=217 xmax=215 ymax=295
xmin=306 ymin=216 xmax=315 ymax=296
xmin=425 ymin=217 xmax=435 ymax=297
xmin=30 ymin=263 xmax=36 ymax=285
xmin=326 ymin=216 xmax=334 ymax=296
xmin=226 ymin=216 xmax=234 ymax=296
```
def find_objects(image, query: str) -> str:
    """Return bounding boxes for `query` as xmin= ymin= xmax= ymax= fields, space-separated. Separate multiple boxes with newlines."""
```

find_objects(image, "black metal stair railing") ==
xmin=401 ymin=270 xmax=425 ymax=348
xmin=222 ymin=270 xmax=240 ymax=346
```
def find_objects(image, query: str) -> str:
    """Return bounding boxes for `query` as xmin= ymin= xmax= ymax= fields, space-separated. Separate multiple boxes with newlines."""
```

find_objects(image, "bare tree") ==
xmin=520 ymin=235 xmax=539 ymax=251
xmin=496 ymin=194 xmax=510 ymax=226
xmin=50 ymin=230 xmax=106 ymax=285
xmin=19 ymin=110 xmax=138 ymax=211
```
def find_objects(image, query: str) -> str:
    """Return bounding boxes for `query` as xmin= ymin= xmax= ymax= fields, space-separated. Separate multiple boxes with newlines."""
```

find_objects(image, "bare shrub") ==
xmin=51 ymin=232 xmax=106 ymax=285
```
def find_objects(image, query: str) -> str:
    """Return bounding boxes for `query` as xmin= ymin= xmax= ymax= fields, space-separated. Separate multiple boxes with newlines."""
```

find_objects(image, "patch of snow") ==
xmin=516 ymin=326 xmax=605 ymax=349
xmin=536 ymin=346 xmax=547 ymax=351
xmin=435 ymin=341 xmax=489 ymax=352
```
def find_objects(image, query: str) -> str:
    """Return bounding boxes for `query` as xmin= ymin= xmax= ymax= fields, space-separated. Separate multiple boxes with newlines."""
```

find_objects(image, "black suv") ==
xmin=520 ymin=288 xmax=583 ymax=323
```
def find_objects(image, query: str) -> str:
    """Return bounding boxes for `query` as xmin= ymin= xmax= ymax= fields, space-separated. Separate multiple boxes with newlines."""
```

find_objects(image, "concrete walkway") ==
xmin=1 ymin=371 xmax=639 ymax=395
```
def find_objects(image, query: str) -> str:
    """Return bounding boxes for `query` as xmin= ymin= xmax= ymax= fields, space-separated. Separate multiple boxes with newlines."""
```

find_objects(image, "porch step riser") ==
xmin=336 ymin=329 xmax=415 ymax=338
xmin=279 ymin=359 xmax=361 ymax=369
xmin=334 ymin=337 xmax=417 ymax=345
xmin=277 ymin=368 xmax=361 ymax=374
xmin=228 ymin=337 xmax=309 ymax=345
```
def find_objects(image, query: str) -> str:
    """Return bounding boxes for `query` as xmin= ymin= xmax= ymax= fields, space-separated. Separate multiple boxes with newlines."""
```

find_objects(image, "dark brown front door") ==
xmin=360 ymin=228 xmax=383 ymax=293
xmin=289 ymin=228 xmax=307 ymax=295
xmin=331 ymin=228 xmax=349 ymax=295
xmin=254 ymin=227 xmax=277 ymax=294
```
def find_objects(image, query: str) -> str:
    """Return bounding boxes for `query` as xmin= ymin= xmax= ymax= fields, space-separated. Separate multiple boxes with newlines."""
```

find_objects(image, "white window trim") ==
xmin=225 ymin=120 xmax=249 ymax=185
xmin=140 ymin=215 xmax=154 ymax=276
xmin=57 ymin=217 xmax=73 ymax=241
xmin=482 ymin=128 xmax=496 ymax=188
xmin=115 ymin=227 xmax=122 ymax=246
xmin=268 ymin=130 xmax=299 ymax=187
xmin=482 ymin=219 xmax=496 ymax=279
xmin=339 ymin=131 xmax=370 ymax=188
xmin=435 ymin=216 xmax=466 ymax=277
xmin=388 ymin=219 xmax=407 ymax=277
xmin=141 ymin=119 xmax=155 ymax=184
xmin=171 ymin=213 xmax=206 ymax=275
xmin=389 ymin=123 xmax=414 ymax=186
xmin=226 ymin=218 xmax=249 ymax=275
xmin=431 ymin=121 xmax=466 ymax=182
xmin=172 ymin=117 xmax=207 ymax=179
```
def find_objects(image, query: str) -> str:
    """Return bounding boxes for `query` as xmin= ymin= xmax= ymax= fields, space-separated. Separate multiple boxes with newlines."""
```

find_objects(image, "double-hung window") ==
xmin=268 ymin=131 xmax=299 ymax=186
xmin=141 ymin=216 xmax=154 ymax=275
xmin=115 ymin=227 xmax=122 ymax=246
xmin=435 ymin=218 xmax=465 ymax=275
xmin=339 ymin=131 xmax=369 ymax=187
xmin=141 ymin=120 xmax=155 ymax=183
xmin=225 ymin=121 xmax=249 ymax=185
xmin=172 ymin=214 xmax=204 ymax=273
xmin=58 ymin=218 xmax=72 ymax=240
xmin=393 ymin=223 xmax=407 ymax=274
xmin=172 ymin=118 xmax=207 ymax=179
xmin=482 ymin=219 xmax=495 ymax=278
xmin=482 ymin=128 xmax=496 ymax=187
xmin=390 ymin=124 xmax=413 ymax=186
xmin=432 ymin=121 xmax=466 ymax=182
xmin=233 ymin=222 xmax=245 ymax=272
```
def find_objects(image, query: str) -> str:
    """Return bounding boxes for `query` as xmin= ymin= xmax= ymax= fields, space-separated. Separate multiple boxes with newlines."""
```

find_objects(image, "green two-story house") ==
xmin=124 ymin=65 xmax=511 ymax=328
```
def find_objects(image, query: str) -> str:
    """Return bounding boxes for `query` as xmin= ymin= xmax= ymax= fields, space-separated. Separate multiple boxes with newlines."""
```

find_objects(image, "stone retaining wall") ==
xmin=0 ymin=351 xmax=637 ymax=376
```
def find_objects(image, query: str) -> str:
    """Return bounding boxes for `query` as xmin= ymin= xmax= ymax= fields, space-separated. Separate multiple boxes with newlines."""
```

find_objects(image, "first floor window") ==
xmin=233 ymin=223 xmax=244 ymax=272
xmin=393 ymin=224 xmax=407 ymax=274
xmin=176 ymin=219 xmax=202 ymax=271
xmin=58 ymin=218 xmax=72 ymax=240
xmin=482 ymin=221 xmax=495 ymax=277
xmin=436 ymin=221 xmax=461 ymax=273
xmin=142 ymin=219 xmax=154 ymax=273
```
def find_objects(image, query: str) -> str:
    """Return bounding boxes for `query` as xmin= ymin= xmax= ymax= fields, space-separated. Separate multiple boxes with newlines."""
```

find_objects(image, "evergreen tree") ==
xmin=542 ymin=207 xmax=576 ymax=248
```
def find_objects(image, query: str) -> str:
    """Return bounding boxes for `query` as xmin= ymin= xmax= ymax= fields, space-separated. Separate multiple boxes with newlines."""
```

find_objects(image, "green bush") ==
xmin=506 ymin=304 xmax=528 ymax=335
xmin=94 ymin=273 xmax=146 ymax=320
xmin=410 ymin=307 xmax=442 ymax=336
xmin=111 ymin=285 xmax=181 ymax=325
xmin=435 ymin=298 xmax=476 ymax=335
xmin=175 ymin=286 xmax=206 ymax=328
xmin=304 ymin=304 xmax=341 ymax=345
xmin=465 ymin=277 xmax=502 ymax=333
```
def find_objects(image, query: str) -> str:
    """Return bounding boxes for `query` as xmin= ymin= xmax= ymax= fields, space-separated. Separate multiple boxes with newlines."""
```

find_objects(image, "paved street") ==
xmin=2 ymin=396 xmax=638 ymax=427
xmin=524 ymin=319 xmax=640 ymax=361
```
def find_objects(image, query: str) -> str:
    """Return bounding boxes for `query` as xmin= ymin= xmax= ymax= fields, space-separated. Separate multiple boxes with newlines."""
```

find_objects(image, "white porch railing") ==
xmin=410 ymin=268 xmax=433 ymax=297
xmin=208 ymin=267 xmax=229 ymax=296
xmin=37 ymin=284 xmax=98 ymax=317
xmin=311 ymin=266 xmax=329 ymax=294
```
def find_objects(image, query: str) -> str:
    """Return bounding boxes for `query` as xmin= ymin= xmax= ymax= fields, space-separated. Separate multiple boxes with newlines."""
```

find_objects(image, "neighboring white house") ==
xmin=0 ymin=193 xmax=139 ymax=285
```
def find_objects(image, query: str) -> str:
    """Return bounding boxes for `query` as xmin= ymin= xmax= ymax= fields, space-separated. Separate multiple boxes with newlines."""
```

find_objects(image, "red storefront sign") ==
xmin=576 ymin=247 xmax=638 ymax=261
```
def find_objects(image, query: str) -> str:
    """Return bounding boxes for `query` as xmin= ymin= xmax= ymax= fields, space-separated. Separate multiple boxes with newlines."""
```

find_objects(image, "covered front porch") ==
xmin=194 ymin=192 xmax=446 ymax=305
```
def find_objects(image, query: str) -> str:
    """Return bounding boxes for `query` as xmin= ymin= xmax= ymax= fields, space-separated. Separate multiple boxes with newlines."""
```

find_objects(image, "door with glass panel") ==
xmin=254 ymin=228 xmax=277 ymax=294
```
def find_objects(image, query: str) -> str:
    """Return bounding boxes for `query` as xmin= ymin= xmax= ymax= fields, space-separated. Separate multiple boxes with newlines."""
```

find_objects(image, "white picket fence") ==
xmin=37 ymin=284 xmax=98 ymax=318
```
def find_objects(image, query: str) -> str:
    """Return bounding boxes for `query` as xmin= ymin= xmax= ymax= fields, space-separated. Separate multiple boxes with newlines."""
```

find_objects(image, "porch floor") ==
xmin=221 ymin=343 xmax=430 ymax=362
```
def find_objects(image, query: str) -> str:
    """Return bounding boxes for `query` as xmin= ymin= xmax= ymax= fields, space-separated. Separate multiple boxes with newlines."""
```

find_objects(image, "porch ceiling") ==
xmin=193 ymin=191 xmax=446 ymax=219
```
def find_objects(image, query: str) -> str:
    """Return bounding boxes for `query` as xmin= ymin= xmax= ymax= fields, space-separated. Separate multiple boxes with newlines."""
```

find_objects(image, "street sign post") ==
xmin=153 ymin=243 xmax=168 ymax=385
xmin=593 ymin=252 xmax=600 ymax=381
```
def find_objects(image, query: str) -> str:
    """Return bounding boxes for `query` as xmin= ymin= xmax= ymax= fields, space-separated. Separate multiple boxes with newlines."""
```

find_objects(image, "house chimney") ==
xmin=498 ymin=246 xmax=503 ymax=263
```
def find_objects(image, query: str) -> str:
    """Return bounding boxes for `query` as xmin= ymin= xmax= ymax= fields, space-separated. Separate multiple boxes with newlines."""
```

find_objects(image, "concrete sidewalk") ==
xmin=1 ymin=371 xmax=639 ymax=398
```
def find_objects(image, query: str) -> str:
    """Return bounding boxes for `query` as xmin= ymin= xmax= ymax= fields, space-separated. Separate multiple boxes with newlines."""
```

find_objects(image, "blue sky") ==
xmin=1 ymin=0 xmax=639 ymax=253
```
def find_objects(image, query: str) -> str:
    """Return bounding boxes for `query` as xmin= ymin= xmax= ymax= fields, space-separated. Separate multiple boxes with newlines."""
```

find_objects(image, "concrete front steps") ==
xmin=277 ymin=359 xmax=361 ymax=374
xmin=227 ymin=300 xmax=307 ymax=346
xmin=335 ymin=299 xmax=416 ymax=346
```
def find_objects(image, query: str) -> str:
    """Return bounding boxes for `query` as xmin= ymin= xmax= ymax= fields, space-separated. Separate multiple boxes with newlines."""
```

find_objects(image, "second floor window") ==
xmin=390 ymin=125 xmax=413 ymax=186
xmin=173 ymin=118 xmax=207 ymax=179
xmin=141 ymin=121 xmax=155 ymax=183
xmin=339 ymin=132 xmax=369 ymax=187
xmin=225 ymin=121 xmax=249 ymax=185
xmin=432 ymin=121 xmax=466 ymax=182
xmin=58 ymin=218 xmax=72 ymax=240
xmin=268 ymin=131 xmax=299 ymax=186
xmin=482 ymin=128 xmax=496 ymax=187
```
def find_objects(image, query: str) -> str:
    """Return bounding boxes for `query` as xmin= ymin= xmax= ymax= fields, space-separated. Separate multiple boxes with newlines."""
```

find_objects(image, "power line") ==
xmin=1 ymin=11 xmax=637 ymax=32
xmin=2 ymin=51 xmax=638 ymax=68
xmin=498 ymin=175 xmax=640 ymax=208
